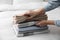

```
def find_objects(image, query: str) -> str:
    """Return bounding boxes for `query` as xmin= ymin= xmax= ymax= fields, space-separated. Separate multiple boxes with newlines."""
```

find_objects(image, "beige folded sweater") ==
xmin=13 ymin=14 xmax=48 ymax=24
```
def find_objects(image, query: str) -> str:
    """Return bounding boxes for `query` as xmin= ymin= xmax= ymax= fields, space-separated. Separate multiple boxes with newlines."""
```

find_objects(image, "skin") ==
xmin=23 ymin=8 xmax=55 ymax=26
xmin=36 ymin=20 xmax=55 ymax=26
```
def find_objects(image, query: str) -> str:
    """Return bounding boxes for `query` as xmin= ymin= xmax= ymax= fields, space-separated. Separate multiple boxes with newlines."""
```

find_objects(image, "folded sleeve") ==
xmin=54 ymin=20 xmax=60 ymax=27
xmin=44 ymin=1 xmax=60 ymax=12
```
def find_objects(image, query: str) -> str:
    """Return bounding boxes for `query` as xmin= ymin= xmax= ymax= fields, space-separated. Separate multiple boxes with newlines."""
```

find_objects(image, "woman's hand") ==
xmin=36 ymin=20 xmax=48 ymax=26
xmin=23 ymin=8 xmax=45 ymax=20
xmin=36 ymin=20 xmax=55 ymax=26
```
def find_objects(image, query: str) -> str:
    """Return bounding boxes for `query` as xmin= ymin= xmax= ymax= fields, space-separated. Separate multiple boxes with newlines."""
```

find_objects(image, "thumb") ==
xmin=36 ymin=21 xmax=41 ymax=25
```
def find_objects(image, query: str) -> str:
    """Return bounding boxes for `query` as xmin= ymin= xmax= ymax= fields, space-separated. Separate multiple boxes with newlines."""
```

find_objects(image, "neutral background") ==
xmin=0 ymin=0 xmax=13 ymax=4
xmin=0 ymin=0 xmax=60 ymax=40
xmin=0 ymin=8 xmax=60 ymax=40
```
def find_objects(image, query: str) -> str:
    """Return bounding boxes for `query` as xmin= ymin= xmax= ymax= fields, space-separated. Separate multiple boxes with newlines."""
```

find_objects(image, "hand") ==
xmin=23 ymin=10 xmax=37 ymax=20
xmin=36 ymin=20 xmax=55 ymax=26
xmin=23 ymin=8 xmax=45 ymax=20
xmin=36 ymin=20 xmax=48 ymax=26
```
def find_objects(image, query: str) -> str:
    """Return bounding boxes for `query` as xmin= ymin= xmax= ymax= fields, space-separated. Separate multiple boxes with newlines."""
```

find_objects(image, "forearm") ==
xmin=34 ymin=0 xmax=60 ymax=14
xmin=46 ymin=20 xmax=60 ymax=27
xmin=46 ymin=20 xmax=55 ymax=25
xmin=44 ymin=1 xmax=60 ymax=12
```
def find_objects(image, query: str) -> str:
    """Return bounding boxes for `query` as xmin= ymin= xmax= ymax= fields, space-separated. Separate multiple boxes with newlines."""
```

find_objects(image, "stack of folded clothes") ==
xmin=13 ymin=14 xmax=49 ymax=37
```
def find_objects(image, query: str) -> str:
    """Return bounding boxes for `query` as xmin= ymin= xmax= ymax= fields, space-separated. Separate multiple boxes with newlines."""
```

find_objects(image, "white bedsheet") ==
xmin=0 ymin=7 xmax=60 ymax=40
xmin=0 ymin=2 xmax=47 ymax=12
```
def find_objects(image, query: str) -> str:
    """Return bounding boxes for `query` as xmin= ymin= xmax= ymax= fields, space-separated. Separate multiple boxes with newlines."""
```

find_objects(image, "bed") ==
xmin=0 ymin=2 xmax=60 ymax=40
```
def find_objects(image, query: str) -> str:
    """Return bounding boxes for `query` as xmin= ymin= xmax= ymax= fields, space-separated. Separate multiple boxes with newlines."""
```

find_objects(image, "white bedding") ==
xmin=0 ymin=2 xmax=47 ymax=11
xmin=0 ymin=2 xmax=60 ymax=40
xmin=0 ymin=0 xmax=13 ymax=4
xmin=0 ymin=9 xmax=60 ymax=40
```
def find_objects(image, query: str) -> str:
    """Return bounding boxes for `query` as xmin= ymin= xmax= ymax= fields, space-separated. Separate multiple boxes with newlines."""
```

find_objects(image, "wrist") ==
xmin=46 ymin=20 xmax=55 ymax=25
xmin=34 ymin=8 xmax=45 ymax=15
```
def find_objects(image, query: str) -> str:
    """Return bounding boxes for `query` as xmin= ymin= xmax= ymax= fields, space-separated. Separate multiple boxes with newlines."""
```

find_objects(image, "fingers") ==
xmin=36 ymin=20 xmax=47 ymax=26
xmin=23 ymin=10 xmax=32 ymax=15
xmin=25 ymin=15 xmax=36 ymax=21
xmin=23 ymin=10 xmax=35 ymax=20
xmin=36 ymin=21 xmax=42 ymax=26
